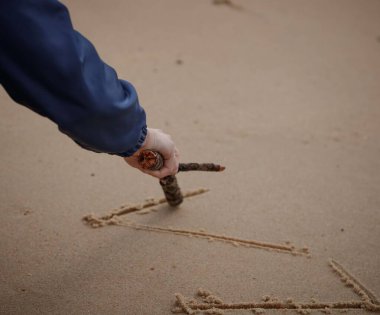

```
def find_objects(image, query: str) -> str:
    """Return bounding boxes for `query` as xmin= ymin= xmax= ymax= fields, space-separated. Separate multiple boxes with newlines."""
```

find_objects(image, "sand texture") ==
xmin=1 ymin=0 xmax=380 ymax=314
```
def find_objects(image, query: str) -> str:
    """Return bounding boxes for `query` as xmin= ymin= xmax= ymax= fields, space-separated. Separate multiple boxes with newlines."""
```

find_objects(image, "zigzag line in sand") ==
xmin=82 ymin=192 xmax=309 ymax=256
xmin=97 ymin=188 xmax=210 ymax=220
xmin=83 ymin=214 xmax=308 ymax=256
xmin=172 ymin=260 xmax=380 ymax=314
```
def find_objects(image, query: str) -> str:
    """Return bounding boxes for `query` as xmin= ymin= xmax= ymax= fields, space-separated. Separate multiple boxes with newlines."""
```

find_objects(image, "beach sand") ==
xmin=1 ymin=0 xmax=379 ymax=314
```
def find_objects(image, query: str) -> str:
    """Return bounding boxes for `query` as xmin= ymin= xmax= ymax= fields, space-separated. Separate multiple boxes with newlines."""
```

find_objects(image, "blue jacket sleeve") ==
xmin=0 ymin=0 xmax=147 ymax=157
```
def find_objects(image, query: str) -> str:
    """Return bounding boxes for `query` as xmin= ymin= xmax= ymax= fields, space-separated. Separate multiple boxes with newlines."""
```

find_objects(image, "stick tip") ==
xmin=219 ymin=166 xmax=226 ymax=171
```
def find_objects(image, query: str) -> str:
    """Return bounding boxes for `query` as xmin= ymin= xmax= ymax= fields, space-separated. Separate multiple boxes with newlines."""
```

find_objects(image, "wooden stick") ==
xmin=138 ymin=150 xmax=183 ymax=207
xmin=178 ymin=163 xmax=225 ymax=172
xmin=138 ymin=150 xmax=225 ymax=207
xmin=137 ymin=151 xmax=226 ymax=173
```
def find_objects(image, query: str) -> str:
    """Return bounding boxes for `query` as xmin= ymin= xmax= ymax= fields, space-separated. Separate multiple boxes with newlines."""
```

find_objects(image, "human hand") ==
xmin=124 ymin=128 xmax=179 ymax=179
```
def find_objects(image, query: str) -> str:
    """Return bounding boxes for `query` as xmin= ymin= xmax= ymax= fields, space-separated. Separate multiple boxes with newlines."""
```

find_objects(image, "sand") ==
xmin=1 ymin=0 xmax=380 ymax=314
xmin=171 ymin=260 xmax=380 ymax=314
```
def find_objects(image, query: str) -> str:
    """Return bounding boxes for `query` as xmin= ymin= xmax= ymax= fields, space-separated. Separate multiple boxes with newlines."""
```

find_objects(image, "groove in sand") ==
xmin=117 ymin=221 xmax=308 ymax=256
xmin=171 ymin=260 xmax=380 ymax=314
xmin=329 ymin=259 xmax=380 ymax=312
xmin=83 ymin=215 xmax=308 ymax=256
xmin=94 ymin=188 xmax=209 ymax=220
xmin=82 ymin=189 xmax=309 ymax=256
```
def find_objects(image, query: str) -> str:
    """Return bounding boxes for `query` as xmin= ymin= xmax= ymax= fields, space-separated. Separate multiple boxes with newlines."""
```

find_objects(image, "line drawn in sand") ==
xmin=82 ymin=191 xmax=379 ymax=313
xmin=82 ymin=189 xmax=310 ymax=257
xmin=171 ymin=259 xmax=380 ymax=314
xmin=87 ymin=188 xmax=209 ymax=221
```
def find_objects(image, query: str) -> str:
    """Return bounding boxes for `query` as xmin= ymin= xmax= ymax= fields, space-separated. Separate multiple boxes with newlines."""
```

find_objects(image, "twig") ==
xmin=178 ymin=163 xmax=225 ymax=172
xmin=138 ymin=150 xmax=225 ymax=207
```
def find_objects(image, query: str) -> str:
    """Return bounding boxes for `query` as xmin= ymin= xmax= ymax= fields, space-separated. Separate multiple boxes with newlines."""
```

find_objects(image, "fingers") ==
xmin=144 ymin=167 xmax=174 ymax=179
xmin=139 ymin=148 xmax=179 ymax=178
xmin=124 ymin=127 xmax=180 ymax=179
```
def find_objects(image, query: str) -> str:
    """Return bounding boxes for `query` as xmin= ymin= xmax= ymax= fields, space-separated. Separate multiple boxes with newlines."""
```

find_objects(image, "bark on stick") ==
xmin=138 ymin=150 xmax=183 ymax=207
xmin=178 ymin=163 xmax=225 ymax=172
xmin=138 ymin=150 xmax=225 ymax=207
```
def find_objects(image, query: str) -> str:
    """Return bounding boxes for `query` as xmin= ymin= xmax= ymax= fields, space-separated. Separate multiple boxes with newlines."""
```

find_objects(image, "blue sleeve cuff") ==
xmin=116 ymin=125 xmax=147 ymax=157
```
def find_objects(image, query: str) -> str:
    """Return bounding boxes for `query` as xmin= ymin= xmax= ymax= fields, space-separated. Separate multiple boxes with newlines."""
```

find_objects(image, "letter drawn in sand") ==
xmin=85 ymin=188 xmax=209 ymax=221
xmin=171 ymin=260 xmax=380 ymax=314
xmin=82 ymin=189 xmax=309 ymax=257
xmin=81 ymin=192 xmax=379 ymax=314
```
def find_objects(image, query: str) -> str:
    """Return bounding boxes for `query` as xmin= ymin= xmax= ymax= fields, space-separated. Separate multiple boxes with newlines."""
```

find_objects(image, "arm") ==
xmin=0 ymin=0 xmax=146 ymax=156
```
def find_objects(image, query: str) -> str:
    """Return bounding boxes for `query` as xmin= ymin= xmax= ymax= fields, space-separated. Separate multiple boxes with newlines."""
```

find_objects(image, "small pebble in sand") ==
xmin=150 ymin=267 xmax=155 ymax=271
xmin=252 ymin=308 xmax=265 ymax=314
xmin=198 ymin=288 xmax=212 ymax=297
xmin=90 ymin=173 xmax=95 ymax=177
xmin=23 ymin=209 xmax=32 ymax=216
xmin=262 ymin=295 xmax=271 ymax=302
xmin=341 ymin=228 xmax=345 ymax=232
xmin=204 ymin=295 xmax=223 ymax=304
xmin=175 ymin=59 xmax=183 ymax=65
